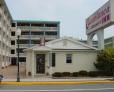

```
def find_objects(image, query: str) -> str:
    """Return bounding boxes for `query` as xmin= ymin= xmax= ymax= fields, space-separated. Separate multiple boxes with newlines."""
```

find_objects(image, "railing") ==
xmin=20 ymin=35 xmax=43 ymax=39
xmin=19 ymin=26 xmax=58 ymax=31
xmin=19 ymin=53 xmax=26 ymax=57
xmin=17 ymin=44 xmax=38 ymax=48
xmin=30 ymin=35 xmax=42 ymax=39
xmin=20 ymin=35 xmax=58 ymax=39
xmin=18 ymin=44 xmax=30 ymax=48
xmin=45 ymin=35 xmax=59 ymax=39
xmin=12 ymin=27 xmax=16 ymax=31
xmin=20 ymin=35 xmax=30 ymax=39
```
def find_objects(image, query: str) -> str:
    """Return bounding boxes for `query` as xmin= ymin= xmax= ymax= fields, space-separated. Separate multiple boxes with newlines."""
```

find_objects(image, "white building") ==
xmin=0 ymin=0 xmax=12 ymax=68
xmin=25 ymin=37 xmax=98 ymax=77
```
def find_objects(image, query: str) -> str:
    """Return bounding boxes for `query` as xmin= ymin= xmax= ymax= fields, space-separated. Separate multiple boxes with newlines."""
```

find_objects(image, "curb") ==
xmin=1 ymin=81 xmax=114 ymax=86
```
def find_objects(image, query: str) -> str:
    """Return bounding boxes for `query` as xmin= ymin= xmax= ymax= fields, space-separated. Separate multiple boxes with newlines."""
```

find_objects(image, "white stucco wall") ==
xmin=26 ymin=50 xmax=35 ymax=76
xmin=47 ymin=39 xmax=92 ymax=50
xmin=51 ymin=51 xmax=97 ymax=73
xmin=26 ymin=50 xmax=97 ymax=76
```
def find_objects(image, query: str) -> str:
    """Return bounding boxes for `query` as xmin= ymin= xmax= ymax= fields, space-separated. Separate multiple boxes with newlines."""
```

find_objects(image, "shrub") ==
xmin=52 ymin=72 xmax=62 ymax=77
xmin=104 ymin=71 xmax=112 ymax=76
xmin=78 ymin=70 xmax=88 ymax=76
xmin=88 ymin=71 xmax=98 ymax=77
xmin=95 ymin=48 xmax=114 ymax=74
xmin=98 ymin=71 xmax=112 ymax=76
xmin=72 ymin=72 xmax=78 ymax=77
xmin=62 ymin=72 xmax=71 ymax=77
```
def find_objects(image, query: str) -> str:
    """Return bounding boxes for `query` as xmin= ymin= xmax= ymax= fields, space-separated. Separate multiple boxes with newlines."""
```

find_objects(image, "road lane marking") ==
xmin=0 ymin=88 xmax=114 ymax=92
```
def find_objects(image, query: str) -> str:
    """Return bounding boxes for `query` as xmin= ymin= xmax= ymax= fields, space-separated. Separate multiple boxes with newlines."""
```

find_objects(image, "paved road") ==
xmin=0 ymin=83 xmax=114 ymax=92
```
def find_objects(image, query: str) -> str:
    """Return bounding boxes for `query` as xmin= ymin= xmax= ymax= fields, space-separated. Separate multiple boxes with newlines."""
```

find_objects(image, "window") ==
xmin=45 ymin=32 xmax=57 ymax=35
xmin=45 ymin=24 xmax=57 ymax=27
xmin=12 ymin=23 xmax=16 ymax=27
xmin=31 ymin=32 xmax=44 ymax=35
xmin=31 ymin=23 xmax=44 ymax=27
xmin=11 ymin=40 xmax=15 ymax=45
xmin=11 ymin=49 xmax=15 ymax=54
xmin=31 ymin=40 xmax=40 ymax=44
xmin=11 ymin=32 xmax=15 ymax=36
xmin=11 ymin=57 xmax=17 ymax=65
xmin=66 ymin=54 xmax=72 ymax=63
xmin=17 ymin=23 xmax=30 ymax=26
xmin=52 ymin=53 xmax=55 ymax=67
xmin=19 ymin=57 xmax=26 ymax=62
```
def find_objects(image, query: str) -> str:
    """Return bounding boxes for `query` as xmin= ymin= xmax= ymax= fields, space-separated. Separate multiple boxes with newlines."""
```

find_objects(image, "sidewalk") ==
xmin=1 ymin=77 xmax=114 ymax=86
xmin=2 ymin=77 xmax=113 ymax=82
xmin=1 ymin=65 xmax=114 ymax=85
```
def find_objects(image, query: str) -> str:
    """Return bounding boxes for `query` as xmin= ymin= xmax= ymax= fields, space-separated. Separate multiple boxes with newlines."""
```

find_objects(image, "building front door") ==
xmin=36 ymin=54 xmax=45 ymax=74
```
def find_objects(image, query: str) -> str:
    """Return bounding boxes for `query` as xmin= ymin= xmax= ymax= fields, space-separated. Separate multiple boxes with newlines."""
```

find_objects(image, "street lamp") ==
xmin=16 ymin=28 xmax=21 ymax=82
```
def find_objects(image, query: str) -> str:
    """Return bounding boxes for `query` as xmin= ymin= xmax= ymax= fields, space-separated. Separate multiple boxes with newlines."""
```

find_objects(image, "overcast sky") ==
xmin=5 ymin=0 xmax=114 ymax=40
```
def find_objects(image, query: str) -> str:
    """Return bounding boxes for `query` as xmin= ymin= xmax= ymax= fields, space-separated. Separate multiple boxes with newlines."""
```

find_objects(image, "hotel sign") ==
xmin=86 ymin=0 xmax=114 ymax=34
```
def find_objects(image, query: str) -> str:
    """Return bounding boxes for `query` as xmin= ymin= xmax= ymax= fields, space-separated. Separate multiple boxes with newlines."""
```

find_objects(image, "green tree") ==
xmin=94 ymin=48 xmax=114 ymax=76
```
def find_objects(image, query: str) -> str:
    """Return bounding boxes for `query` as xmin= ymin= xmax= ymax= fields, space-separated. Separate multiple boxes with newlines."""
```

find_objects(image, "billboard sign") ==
xmin=86 ymin=0 xmax=114 ymax=34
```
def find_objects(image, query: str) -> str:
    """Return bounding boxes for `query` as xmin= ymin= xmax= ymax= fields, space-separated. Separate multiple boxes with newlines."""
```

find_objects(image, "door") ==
xmin=36 ymin=54 xmax=45 ymax=74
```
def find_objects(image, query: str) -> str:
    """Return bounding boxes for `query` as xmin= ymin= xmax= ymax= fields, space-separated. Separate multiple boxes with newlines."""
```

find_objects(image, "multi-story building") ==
xmin=104 ymin=36 xmax=114 ymax=49
xmin=11 ymin=20 xmax=60 ymax=65
xmin=80 ymin=40 xmax=98 ymax=48
xmin=0 ymin=0 xmax=12 ymax=68
xmin=80 ymin=36 xmax=114 ymax=49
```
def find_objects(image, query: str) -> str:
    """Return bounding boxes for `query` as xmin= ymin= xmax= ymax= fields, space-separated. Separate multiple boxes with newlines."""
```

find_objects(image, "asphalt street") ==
xmin=0 ymin=83 xmax=114 ymax=92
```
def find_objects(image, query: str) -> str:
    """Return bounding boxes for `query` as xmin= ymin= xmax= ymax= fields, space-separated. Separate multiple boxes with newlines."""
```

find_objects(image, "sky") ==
xmin=5 ymin=0 xmax=114 ymax=40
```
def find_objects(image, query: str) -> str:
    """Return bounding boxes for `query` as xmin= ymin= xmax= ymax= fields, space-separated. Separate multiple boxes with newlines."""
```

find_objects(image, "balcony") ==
xmin=6 ymin=51 xmax=9 ymax=56
xmin=3 ymin=38 xmax=5 ymax=43
xmin=45 ymin=35 xmax=59 ymax=39
xmin=18 ymin=44 xmax=30 ymax=48
xmin=12 ymin=27 xmax=16 ymax=31
xmin=0 ymin=8 xmax=2 ymax=14
xmin=30 ymin=35 xmax=42 ymax=39
xmin=0 ymin=48 xmax=1 ymax=54
xmin=19 ymin=26 xmax=31 ymax=31
xmin=19 ymin=26 xmax=58 ymax=31
xmin=20 ymin=35 xmax=30 ymax=39
xmin=0 ymin=35 xmax=1 ymax=41
xmin=44 ymin=27 xmax=58 ymax=31
xmin=6 ymin=31 xmax=10 ymax=36
xmin=2 ymin=50 xmax=5 ymax=56
xmin=30 ymin=27 xmax=44 ymax=31
xmin=20 ymin=35 xmax=44 ymax=39
xmin=5 ymin=41 xmax=9 ymax=46
xmin=3 ymin=26 xmax=5 ymax=32
xmin=31 ymin=27 xmax=58 ymax=31
xmin=0 ymin=21 xmax=2 ymax=27
xmin=11 ymin=44 xmax=16 ymax=48
xmin=17 ymin=44 xmax=38 ymax=48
